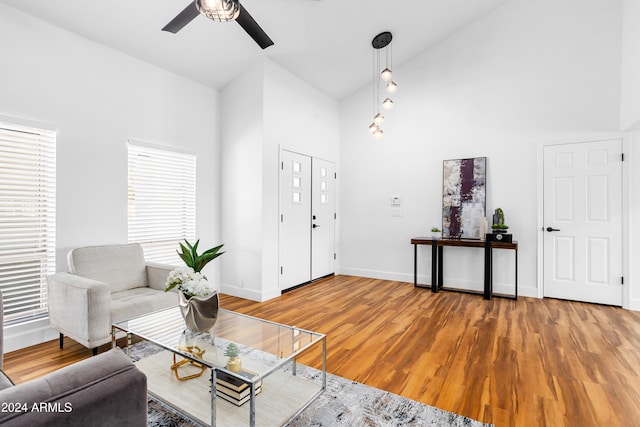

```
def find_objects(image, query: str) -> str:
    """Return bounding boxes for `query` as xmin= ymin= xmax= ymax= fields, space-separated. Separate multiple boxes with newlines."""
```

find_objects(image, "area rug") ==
xmin=128 ymin=342 xmax=490 ymax=427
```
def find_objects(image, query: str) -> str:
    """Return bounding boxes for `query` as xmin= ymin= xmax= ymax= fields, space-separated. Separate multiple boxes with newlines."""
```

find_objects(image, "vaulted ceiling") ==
xmin=0 ymin=0 xmax=511 ymax=100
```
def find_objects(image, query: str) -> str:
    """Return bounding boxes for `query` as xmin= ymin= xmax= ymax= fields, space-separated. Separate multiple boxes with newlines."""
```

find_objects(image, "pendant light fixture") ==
xmin=369 ymin=32 xmax=398 ymax=140
xmin=196 ymin=0 xmax=241 ymax=22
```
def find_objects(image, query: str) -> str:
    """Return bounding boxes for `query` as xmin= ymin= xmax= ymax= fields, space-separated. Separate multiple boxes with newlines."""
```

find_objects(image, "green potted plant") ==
xmin=431 ymin=226 xmax=442 ymax=239
xmin=492 ymin=208 xmax=509 ymax=233
xmin=224 ymin=342 xmax=242 ymax=373
xmin=176 ymin=239 xmax=225 ymax=274
xmin=165 ymin=239 xmax=225 ymax=333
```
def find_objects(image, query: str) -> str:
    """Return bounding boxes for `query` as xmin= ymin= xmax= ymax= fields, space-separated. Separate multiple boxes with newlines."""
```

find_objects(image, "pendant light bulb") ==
xmin=373 ymin=113 xmax=384 ymax=126
xmin=382 ymin=98 xmax=394 ymax=110
xmin=373 ymin=128 xmax=384 ymax=140
xmin=369 ymin=122 xmax=379 ymax=134
xmin=381 ymin=68 xmax=392 ymax=82
xmin=386 ymin=81 xmax=398 ymax=94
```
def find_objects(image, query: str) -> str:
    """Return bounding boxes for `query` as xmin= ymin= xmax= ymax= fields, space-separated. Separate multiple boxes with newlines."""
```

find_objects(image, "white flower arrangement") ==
xmin=165 ymin=266 xmax=215 ymax=298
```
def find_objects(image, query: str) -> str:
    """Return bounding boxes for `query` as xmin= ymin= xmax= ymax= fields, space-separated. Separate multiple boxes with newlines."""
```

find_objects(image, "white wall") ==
xmin=0 ymin=4 xmax=221 ymax=351
xmin=628 ymin=132 xmax=640 ymax=309
xmin=621 ymin=0 xmax=640 ymax=130
xmin=220 ymin=62 xmax=265 ymax=301
xmin=263 ymin=59 xmax=340 ymax=296
xmin=220 ymin=58 xmax=340 ymax=301
xmin=339 ymin=0 xmax=625 ymax=298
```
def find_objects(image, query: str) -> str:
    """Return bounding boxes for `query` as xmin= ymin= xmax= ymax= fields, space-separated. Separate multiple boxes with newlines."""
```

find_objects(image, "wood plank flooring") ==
xmin=4 ymin=275 xmax=640 ymax=426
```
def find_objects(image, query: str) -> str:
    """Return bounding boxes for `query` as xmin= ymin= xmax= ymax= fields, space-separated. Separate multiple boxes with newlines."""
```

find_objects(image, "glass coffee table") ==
xmin=112 ymin=306 xmax=326 ymax=427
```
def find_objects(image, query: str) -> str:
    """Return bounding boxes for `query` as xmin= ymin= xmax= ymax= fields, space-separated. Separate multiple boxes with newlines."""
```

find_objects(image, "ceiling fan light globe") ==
xmin=196 ymin=0 xmax=240 ymax=22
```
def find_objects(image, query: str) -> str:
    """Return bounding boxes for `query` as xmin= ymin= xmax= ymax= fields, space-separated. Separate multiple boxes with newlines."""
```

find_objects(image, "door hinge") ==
xmin=281 ymin=266 xmax=283 ymax=275
xmin=334 ymin=253 xmax=336 ymax=260
xmin=334 ymin=172 xmax=337 ymax=179
xmin=281 ymin=214 xmax=283 ymax=222
xmin=621 ymin=276 xmax=624 ymax=285
xmin=622 ymin=153 xmax=625 ymax=161
xmin=334 ymin=213 xmax=336 ymax=220
xmin=281 ymin=161 xmax=284 ymax=170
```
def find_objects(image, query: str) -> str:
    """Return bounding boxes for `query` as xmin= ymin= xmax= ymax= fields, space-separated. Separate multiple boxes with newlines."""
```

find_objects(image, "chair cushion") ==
xmin=68 ymin=244 xmax=148 ymax=293
xmin=111 ymin=287 xmax=177 ymax=324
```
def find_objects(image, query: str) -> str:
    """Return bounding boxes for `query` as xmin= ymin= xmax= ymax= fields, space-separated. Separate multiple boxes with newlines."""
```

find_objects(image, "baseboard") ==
xmin=338 ymin=267 xmax=414 ymax=283
xmin=219 ymin=284 xmax=281 ymax=302
xmin=627 ymin=297 xmax=640 ymax=311
xmin=3 ymin=317 xmax=58 ymax=353
xmin=338 ymin=267 xmax=540 ymax=299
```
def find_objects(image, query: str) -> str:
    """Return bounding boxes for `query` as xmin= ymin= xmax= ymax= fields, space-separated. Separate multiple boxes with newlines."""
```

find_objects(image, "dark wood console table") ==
xmin=410 ymin=237 xmax=518 ymax=300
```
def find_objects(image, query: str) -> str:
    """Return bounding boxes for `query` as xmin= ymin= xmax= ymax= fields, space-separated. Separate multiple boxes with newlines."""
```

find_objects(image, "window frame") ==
xmin=127 ymin=140 xmax=196 ymax=265
xmin=0 ymin=118 xmax=56 ymax=325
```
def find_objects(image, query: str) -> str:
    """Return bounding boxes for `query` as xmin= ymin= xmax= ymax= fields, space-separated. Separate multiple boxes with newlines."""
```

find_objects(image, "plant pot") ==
xmin=178 ymin=291 xmax=219 ymax=333
xmin=431 ymin=232 xmax=442 ymax=239
xmin=226 ymin=356 xmax=242 ymax=373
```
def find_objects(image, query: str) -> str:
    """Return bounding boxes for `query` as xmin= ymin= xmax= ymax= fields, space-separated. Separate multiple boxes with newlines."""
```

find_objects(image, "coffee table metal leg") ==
xmin=211 ymin=369 xmax=217 ymax=427
xmin=250 ymin=384 xmax=256 ymax=427
xmin=111 ymin=326 xmax=116 ymax=349
xmin=292 ymin=328 xmax=298 ymax=376
xmin=322 ymin=337 xmax=327 ymax=391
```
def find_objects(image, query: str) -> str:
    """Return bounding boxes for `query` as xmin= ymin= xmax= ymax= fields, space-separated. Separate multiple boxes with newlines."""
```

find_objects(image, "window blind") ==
xmin=128 ymin=142 xmax=196 ymax=266
xmin=0 ymin=121 xmax=56 ymax=325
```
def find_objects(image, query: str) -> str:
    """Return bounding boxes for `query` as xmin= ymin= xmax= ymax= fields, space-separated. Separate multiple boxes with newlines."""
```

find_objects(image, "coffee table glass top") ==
xmin=114 ymin=306 xmax=324 ymax=379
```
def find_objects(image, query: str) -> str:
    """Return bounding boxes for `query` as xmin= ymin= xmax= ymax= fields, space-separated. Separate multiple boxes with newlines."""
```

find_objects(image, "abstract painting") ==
xmin=442 ymin=157 xmax=486 ymax=239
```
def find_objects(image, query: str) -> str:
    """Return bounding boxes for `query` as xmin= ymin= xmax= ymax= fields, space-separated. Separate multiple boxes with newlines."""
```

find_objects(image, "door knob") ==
xmin=312 ymin=224 xmax=320 ymax=229
xmin=546 ymin=227 xmax=560 ymax=232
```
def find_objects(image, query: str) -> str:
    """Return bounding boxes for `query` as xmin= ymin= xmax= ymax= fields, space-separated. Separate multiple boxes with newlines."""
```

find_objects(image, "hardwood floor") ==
xmin=4 ymin=275 xmax=640 ymax=426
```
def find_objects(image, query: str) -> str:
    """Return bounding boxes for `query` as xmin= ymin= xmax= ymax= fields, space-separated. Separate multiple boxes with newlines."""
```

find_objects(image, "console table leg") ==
xmin=484 ymin=241 xmax=492 ymax=300
xmin=515 ymin=248 xmax=518 ymax=300
xmin=437 ymin=246 xmax=444 ymax=290
xmin=414 ymin=244 xmax=418 ymax=287
xmin=431 ymin=240 xmax=438 ymax=293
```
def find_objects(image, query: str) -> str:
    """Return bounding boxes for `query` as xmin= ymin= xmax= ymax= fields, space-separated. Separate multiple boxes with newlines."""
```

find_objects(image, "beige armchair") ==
xmin=47 ymin=243 xmax=178 ymax=354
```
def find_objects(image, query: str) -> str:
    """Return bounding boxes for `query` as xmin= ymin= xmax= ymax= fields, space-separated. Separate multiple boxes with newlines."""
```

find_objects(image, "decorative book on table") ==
xmin=213 ymin=369 xmax=262 ymax=406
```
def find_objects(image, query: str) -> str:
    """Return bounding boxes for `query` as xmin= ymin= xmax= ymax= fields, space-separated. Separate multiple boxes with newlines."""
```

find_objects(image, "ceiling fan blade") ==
xmin=236 ymin=3 xmax=274 ymax=49
xmin=162 ymin=1 xmax=200 ymax=34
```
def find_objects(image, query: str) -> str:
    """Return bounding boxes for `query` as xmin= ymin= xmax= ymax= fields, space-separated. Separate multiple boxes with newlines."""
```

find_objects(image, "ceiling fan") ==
xmin=162 ymin=0 xmax=274 ymax=50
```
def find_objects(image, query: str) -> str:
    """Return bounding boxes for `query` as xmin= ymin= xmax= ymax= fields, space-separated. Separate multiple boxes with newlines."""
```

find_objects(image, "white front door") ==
xmin=279 ymin=151 xmax=311 ymax=290
xmin=543 ymin=139 xmax=623 ymax=305
xmin=311 ymin=158 xmax=336 ymax=280
xmin=279 ymin=151 xmax=336 ymax=291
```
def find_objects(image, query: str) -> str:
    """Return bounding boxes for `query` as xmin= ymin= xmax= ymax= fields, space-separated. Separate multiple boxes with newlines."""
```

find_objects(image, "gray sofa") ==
xmin=0 ymin=292 xmax=148 ymax=426
xmin=47 ymin=243 xmax=178 ymax=352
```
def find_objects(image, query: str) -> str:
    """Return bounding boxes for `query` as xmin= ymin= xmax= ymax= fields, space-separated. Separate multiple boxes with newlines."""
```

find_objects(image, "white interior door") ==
xmin=543 ymin=139 xmax=623 ymax=305
xmin=279 ymin=151 xmax=311 ymax=291
xmin=311 ymin=158 xmax=336 ymax=280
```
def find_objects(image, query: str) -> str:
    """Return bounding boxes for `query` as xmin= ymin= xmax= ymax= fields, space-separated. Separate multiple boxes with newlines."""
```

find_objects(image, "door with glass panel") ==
xmin=311 ymin=158 xmax=336 ymax=280
xmin=279 ymin=150 xmax=336 ymax=291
